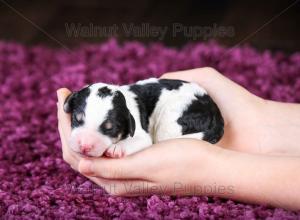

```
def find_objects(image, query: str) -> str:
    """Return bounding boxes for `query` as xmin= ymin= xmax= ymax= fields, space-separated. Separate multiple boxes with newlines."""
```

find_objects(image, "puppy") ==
xmin=63 ymin=78 xmax=224 ymax=158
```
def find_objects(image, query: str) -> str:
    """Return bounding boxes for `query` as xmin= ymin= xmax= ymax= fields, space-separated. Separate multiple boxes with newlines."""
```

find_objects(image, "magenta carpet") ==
xmin=0 ymin=39 xmax=300 ymax=219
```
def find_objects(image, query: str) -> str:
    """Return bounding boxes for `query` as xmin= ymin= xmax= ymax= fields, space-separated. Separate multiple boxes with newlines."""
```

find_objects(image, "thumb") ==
xmin=57 ymin=88 xmax=72 ymax=137
xmin=57 ymin=88 xmax=72 ymax=106
xmin=78 ymin=155 xmax=147 ymax=180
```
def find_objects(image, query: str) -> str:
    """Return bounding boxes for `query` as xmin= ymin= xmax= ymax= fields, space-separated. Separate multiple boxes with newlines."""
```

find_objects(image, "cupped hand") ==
xmin=57 ymin=88 xmax=82 ymax=170
xmin=161 ymin=67 xmax=268 ymax=154
xmin=57 ymin=69 xmax=300 ymax=205
xmin=57 ymin=88 xmax=225 ymax=196
xmin=56 ymin=67 xmax=265 ymax=196
xmin=77 ymin=139 xmax=225 ymax=196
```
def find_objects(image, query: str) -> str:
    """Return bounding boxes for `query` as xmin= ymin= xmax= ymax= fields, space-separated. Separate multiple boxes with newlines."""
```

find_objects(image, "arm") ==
xmin=260 ymin=100 xmax=300 ymax=154
xmin=77 ymin=138 xmax=300 ymax=211
xmin=211 ymin=148 xmax=300 ymax=210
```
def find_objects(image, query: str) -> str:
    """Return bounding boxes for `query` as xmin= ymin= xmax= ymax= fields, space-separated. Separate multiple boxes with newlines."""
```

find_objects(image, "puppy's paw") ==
xmin=104 ymin=143 xmax=126 ymax=158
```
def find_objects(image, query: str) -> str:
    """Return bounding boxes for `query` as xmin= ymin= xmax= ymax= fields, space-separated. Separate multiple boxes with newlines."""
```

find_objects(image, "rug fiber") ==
xmin=0 ymin=39 xmax=300 ymax=219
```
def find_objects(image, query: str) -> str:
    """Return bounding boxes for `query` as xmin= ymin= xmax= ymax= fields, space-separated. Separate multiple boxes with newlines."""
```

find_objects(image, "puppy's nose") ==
xmin=80 ymin=144 xmax=93 ymax=154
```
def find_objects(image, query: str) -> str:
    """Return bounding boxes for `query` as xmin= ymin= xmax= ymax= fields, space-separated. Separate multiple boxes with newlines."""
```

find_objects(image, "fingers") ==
xmin=161 ymin=67 xmax=215 ymax=82
xmin=78 ymin=155 xmax=148 ymax=180
xmin=57 ymin=88 xmax=72 ymax=137
xmin=77 ymin=139 xmax=189 ymax=181
xmin=57 ymin=88 xmax=81 ymax=170
xmin=161 ymin=67 xmax=251 ymax=99
xmin=77 ymin=139 xmax=187 ymax=181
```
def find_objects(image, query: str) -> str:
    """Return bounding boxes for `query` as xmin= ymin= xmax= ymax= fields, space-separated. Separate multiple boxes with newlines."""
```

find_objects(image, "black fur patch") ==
xmin=98 ymin=86 xmax=113 ymax=98
xmin=100 ymin=91 xmax=135 ymax=139
xmin=129 ymin=79 xmax=186 ymax=132
xmin=177 ymin=94 xmax=224 ymax=144
xmin=158 ymin=79 xmax=186 ymax=90
xmin=64 ymin=87 xmax=91 ymax=128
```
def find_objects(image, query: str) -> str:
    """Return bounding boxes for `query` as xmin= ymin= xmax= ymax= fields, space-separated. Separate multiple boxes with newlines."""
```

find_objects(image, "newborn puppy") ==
xmin=64 ymin=78 xmax=224 ymax=158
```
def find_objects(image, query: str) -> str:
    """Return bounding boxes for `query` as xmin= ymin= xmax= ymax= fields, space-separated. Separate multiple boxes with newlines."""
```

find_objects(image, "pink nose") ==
xmin=73 ymin=130 xmax=109 ymax=156
xmin=80 ymin=144 xmax=93 ymax=154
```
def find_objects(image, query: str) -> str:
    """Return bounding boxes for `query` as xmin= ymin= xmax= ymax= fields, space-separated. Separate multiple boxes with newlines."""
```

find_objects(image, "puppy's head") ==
xmin=63 ymin=83 xmax=135 ymax=157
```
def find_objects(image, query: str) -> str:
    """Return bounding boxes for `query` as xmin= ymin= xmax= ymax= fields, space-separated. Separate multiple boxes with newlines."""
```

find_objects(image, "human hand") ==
xmin=57 ymin=88 xmax=82 ymax=171
xmin=58 ymin=97 xmax=300 ymax=210
xmin=77 ymin=139 xmax=225 ymax=196
xmin=56 ymin=69 xmax=267 ymax=195
xmin=161 ymin=67 xmax=269 ymax=154
xmin=57 ymin=89 xmax=226 ymax=196
xmin=57 ymin=67 xmax=266 ymax=164
xmin=77 ymin=140 xmax=300 ymax=210
xmin=57 ymin=71 xmax=300 ymax=207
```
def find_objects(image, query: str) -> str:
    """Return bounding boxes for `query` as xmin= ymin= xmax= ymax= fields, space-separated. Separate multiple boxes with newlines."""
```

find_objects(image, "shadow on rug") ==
xmin=0 ymin=39 xmax=299 ymax=219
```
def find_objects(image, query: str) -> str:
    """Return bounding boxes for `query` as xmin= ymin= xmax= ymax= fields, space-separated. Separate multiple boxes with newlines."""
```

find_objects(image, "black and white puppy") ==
xmin=63 ymin=78 xmax=224 ymax=158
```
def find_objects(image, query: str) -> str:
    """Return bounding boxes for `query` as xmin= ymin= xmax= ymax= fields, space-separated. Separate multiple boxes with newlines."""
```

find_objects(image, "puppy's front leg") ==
xmin=104 ymin=143 xmax=126 ymax=158
xmin=104 ymin=135 xmax=152 ymax=158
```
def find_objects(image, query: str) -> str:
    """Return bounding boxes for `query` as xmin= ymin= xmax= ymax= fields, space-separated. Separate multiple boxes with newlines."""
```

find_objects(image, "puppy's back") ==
xmin=125 ymin=78 xmax=224 ymax=144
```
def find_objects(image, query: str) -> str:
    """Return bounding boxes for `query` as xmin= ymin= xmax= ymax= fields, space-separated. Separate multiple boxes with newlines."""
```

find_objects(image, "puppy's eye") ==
xmin=103 ymin=121 xmax=113 ymax=130
xmin=75 ymin=112 xmax=84 ymax=122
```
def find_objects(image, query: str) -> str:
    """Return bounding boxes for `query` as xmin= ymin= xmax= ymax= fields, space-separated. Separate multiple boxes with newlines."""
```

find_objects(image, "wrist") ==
xmin=258 ymin=98 xmax=300 ymax=155
xmin=189 ymin=142 xmax=231 ymax=196
xmin=206 ymin=148 xmax=237 ymax=197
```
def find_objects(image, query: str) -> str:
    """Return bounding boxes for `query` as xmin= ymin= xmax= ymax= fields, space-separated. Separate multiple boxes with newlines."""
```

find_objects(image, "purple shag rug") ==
xmin=0 ymin=39 xmax=300 ymax=219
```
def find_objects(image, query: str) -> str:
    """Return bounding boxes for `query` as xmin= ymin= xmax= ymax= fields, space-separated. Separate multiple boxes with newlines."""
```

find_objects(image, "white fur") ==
xmin=149 ymin=82 xmax=206 ymax=143
xmin=69 ymin=83 xmax=118 ymax=156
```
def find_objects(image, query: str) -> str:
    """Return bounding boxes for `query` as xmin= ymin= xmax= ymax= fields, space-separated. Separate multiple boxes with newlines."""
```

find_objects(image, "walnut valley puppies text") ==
xmin=65 ymin=23 xmax=235 ymax=40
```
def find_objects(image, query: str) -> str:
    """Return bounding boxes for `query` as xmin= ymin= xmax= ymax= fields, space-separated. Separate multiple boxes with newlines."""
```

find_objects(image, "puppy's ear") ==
xmin=114 ymin=91 xmax=136 ymax=137
xmin=128 ymin=112 xmax=136 ymax=137
xmin=63 ymin=92 xmax=76 ymax=113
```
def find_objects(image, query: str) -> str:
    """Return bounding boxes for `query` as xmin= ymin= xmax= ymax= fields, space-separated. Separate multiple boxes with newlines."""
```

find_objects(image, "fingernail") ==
xmin=79 ymin=159 xmax=93 ymax=175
